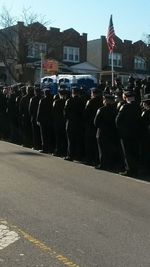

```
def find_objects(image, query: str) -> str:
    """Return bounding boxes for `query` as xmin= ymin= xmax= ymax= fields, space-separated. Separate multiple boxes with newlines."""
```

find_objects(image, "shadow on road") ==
xmin=13 ymin=151 xmax=45 ymax=156
xmin=0 ymin=150 xmax=45 ymax=157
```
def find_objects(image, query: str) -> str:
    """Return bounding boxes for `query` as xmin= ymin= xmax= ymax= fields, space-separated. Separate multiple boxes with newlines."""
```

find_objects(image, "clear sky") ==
xmin=0 ymin=0 xmax=150 ymax=42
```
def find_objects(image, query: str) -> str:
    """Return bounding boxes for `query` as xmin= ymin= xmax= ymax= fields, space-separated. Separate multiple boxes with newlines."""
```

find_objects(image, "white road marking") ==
xmin=0 ymin=224 xmax=20 ymax=250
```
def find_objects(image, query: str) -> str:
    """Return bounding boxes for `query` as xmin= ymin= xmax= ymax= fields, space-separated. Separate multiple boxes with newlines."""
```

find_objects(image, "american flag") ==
xmin=107 ymin=15 xmax=115 ymax=53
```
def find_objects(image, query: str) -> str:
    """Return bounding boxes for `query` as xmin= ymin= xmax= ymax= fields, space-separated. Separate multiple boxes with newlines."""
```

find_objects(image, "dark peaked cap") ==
xmin=103 ymin=93 xmax=115 ymax=100
xmin=91 ymin=87 xmax=101 ymax=94
xmin=58 ymin=89 xmax=69 ymax=95
xmin=71 ymin=86 xmax=80 ymax=93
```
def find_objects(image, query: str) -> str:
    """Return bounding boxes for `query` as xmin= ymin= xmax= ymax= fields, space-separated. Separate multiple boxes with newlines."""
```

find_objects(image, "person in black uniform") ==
xmin=114 ymin=89 xmax=125 ymax=111
xmin=94 ymin=94 xmax=120 ymax=171
xmin=6 ymin=85 xmax=19 ymax=143
xmin=83 ymin=87 xmax=103 ymax=166
xmin=140 ymin=94 xmax=150 ymax=172
xmin=37 ymin=88 xmax=54 ymax=154
xmin=133 ymin=79 xmax=142 ymax=105
xmin=29 ymin=87 xmax=42 ymax=150
xmin=16 ymin=85 xmax=26 ymax=145
xmin=19 ymin=85 xmax=34 ymax=148
xmin=143 ymin=77 xmax=150 ymax=95
xmin=116 ymin=89 xmax=142 ymax=177
xmin=53 ymin=89 xmax=69 ymax=157
xmin=64 ymin=86 xmax=85 ymax=161
xmin=128 ymin=76 xmax=135 ymax=89
xmin=113 ymin=78 xmax=124 ymax=91
xmin=0 ymin=86 xmax=9 ymax=140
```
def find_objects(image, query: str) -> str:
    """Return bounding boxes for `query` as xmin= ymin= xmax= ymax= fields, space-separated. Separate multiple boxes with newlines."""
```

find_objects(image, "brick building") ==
xmin=87 ymin=35 xmax=150 ymax=84
xmin=1 ymin=21 xmax=150 ymax=85
xmin=0 ymin=22 xmax=87 ymax=84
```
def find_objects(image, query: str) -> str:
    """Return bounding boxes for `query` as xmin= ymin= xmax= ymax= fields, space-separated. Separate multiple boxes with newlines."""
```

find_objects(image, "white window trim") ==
xmin=108 ymin=53 xmax=122 ymax=68
xmin=134 ymin=56 xmax=146 ymax=70
xmin=63 ymin=46 xmax=80 ymax=63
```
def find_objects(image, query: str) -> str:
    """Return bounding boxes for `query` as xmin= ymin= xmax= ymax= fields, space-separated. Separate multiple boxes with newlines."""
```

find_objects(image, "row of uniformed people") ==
xmin=96 ymin=88 xmax=150 ymax=177
xmin=0 ymin=83 xmax=150 ymax=178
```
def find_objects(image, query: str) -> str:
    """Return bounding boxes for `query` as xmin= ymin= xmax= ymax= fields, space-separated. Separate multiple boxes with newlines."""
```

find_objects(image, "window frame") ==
xmin=63 ymin=46 xmax=80 ymax=63
xmin=27 ymin=42 xmax=47 ymax=59
xmin=134 ymin=56 xmax=146 ymax=70
xmin=108 ymin=52 xmax=122 ymax=68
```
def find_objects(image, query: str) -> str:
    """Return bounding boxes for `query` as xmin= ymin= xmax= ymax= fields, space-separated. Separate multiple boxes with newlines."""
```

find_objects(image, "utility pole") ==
xmin=40 ymin=51 xmax=43 ymax=82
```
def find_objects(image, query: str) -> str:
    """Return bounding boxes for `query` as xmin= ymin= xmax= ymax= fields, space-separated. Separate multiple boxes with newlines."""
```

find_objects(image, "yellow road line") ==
xmin=0 ymin=220 xmax=80 ymax=267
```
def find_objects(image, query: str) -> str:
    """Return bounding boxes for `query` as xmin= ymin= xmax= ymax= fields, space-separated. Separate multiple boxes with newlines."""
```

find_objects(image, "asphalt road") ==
xmin=0 ymin=141 xmax=150 ymax=267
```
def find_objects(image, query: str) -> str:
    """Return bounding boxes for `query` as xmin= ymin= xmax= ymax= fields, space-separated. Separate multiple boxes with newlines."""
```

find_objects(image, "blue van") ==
xmin=41 ymin=75 xmax=58 ymax=95
xmin=41 ymin=74 xmax=98 ymax=94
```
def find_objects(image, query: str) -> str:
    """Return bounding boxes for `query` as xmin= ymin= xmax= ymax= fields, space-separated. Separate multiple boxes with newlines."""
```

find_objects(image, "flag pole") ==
xmin=106 ymin=14 xmax=115 ymax=88
xmin=111 ymin=51 xmax=114 ymax=87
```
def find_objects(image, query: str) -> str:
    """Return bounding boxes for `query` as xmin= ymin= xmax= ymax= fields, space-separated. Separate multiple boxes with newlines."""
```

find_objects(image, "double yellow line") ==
xmin=0 ymin=220 xmax=80 ymax=267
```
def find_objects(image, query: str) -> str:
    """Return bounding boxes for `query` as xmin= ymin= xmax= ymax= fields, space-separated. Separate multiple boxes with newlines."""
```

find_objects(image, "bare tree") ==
xmin=0 ymin=6 xmax=17 ymax=28
xmin=142 ymin=33 xmax=150 ymax=46
xmin=0 ymin=6 xmax=50 ymax=83
xmin=21 ymin=7 xmax=50 ymax=26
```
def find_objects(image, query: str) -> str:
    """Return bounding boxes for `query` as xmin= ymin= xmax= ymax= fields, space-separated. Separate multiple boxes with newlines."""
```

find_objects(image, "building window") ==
xmin=108 ymin=53 xmax=122 ymax=67
xmin=134 ymin=56 xmax=146 ymax=70
xmin=63 ymin=47 xmax=68 ymax=60
xmin=27 ymin=42 xmax=47 ymax=58
xmin=63 ymin=46 xmax=80 ymax=63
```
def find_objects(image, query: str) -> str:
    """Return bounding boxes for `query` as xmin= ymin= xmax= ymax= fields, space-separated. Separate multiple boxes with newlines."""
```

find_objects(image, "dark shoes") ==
xmin=52 ymin=152 xmax=61 ymax=157
xmin=119 ymin=170 xmax=137 ymax=178
xmin=64 ymin=156 xmax=73 ymax=161
xmin=39 ymin=150 xmax=48 ymax=154
xmin=83 ymin=160 xmax=95 ymax=166
xmin=95 ymin=164 xmax=102 ymax=170
xmin=95 ymin=165 xmax=110 ymax=171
